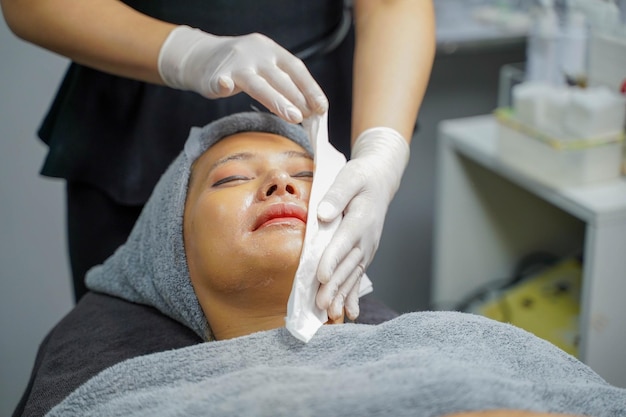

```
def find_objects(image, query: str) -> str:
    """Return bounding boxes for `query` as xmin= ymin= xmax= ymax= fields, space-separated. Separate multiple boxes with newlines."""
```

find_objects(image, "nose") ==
xmin=258 ymin=169 xmax=300 ymax=200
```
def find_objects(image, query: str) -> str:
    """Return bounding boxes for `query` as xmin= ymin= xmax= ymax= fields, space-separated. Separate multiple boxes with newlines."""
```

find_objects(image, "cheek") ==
xmin=197 ymin=193 xmax=252 ymax=246
xmin=187 ymin=195 xmax=246 ymax=288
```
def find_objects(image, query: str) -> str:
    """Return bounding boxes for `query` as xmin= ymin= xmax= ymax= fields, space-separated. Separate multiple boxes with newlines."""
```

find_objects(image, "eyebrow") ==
xmin=208 ymin=150 xmax=313 ymax=174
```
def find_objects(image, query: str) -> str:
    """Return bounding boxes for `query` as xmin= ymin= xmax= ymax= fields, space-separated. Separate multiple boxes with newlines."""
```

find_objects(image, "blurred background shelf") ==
xmin=433 ymin=114 xmax=626 ymax=388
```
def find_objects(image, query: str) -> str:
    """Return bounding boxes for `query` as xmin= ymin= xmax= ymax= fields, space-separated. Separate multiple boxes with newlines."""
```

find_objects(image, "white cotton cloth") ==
xmin=285 ymin=113 xmax=373 ymax=343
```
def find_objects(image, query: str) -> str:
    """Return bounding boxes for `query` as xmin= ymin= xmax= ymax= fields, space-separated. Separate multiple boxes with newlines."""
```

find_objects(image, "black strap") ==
xmin=296 ymin=3 xmax=352 ymax=60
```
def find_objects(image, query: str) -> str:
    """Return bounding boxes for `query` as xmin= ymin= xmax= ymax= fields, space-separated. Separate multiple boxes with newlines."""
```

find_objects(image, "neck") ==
xmin=198 ymin=290 xmax=290 ymax=341
xmin=212 ymin=312 xmax=287 ymax=340
xmin=204 ymin=295 xmax=344 ymax=340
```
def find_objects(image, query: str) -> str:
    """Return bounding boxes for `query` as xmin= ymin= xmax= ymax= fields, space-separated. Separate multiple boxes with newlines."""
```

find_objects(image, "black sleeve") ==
xmin=13 ymin=292 xmax=202 ymax=417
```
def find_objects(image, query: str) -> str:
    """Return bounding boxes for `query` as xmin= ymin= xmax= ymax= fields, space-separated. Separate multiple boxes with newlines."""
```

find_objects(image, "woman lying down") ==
xmin=16 ymin=112 xmax=626 ymax=417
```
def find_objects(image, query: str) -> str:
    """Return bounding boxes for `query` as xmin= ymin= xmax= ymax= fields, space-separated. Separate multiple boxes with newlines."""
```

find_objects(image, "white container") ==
xmin=512 ymin=82 xmax=571 ymax=136
xmin=512 ymin=82 xmax=626 ymax=137
xmin=587 ymin=30 xmax=626 ymax=91
xmin=495 ymin=108 xmax=624 ymax=188
xmin=563 ymin=87 xmax=626 ymax=138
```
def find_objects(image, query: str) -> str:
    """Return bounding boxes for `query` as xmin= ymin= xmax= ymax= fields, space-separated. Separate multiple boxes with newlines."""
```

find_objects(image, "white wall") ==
xmin=0 ymin=17 xmax=73 ymax=416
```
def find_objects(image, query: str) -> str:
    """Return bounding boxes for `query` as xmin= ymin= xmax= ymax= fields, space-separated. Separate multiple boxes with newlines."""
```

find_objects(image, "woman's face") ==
xmin=183 ymin=132 xmax=313 ymax=299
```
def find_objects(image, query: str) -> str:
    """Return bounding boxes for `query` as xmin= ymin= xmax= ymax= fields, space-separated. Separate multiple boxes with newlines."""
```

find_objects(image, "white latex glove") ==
xmin=158 ymin=25 xmax=328 ymax=123
xmin=315 ymin=127 xmax=410 ymax=321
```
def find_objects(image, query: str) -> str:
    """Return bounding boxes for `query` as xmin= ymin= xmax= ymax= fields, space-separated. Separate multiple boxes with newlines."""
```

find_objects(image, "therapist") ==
xmin=1 ymin=0 xmax=435 ymax=319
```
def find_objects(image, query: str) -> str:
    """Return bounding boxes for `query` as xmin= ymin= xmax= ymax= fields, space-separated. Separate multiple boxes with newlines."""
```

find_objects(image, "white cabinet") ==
xmin=433 ymin=114 xmax=626 ymax=387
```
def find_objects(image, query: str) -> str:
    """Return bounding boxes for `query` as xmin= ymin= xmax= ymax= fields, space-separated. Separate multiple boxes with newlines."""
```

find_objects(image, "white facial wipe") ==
xmin=285 ymin=113 xmax=373 ymax=343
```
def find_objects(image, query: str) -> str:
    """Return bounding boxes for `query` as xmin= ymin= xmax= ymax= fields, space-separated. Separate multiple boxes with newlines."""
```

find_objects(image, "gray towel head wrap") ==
xmin=86 ymin=111 xmax=313 ymax=341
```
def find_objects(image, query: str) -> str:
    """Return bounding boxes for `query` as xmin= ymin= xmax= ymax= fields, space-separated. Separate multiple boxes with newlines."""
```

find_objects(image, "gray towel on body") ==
xmin=45 ymin=311 xmax=626 ymax=417
xmin=85 ymin=111 xmax=313 ymax=341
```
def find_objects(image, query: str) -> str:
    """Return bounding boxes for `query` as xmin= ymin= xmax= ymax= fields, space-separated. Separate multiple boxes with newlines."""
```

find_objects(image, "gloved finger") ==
xmin=317 ymin=218 xmax=362 ymax=285
xmin=275 ymin=49 xmax=328 ymax=115
xmin=327 ymin=263 xmax=364 ymax=321
xmin=215 ymin=75 xmax=236 ymax=96
xmin=232 ymin=70 xmax=303 ymax=123
xmin=316 ymin=277 xmax=339 ymax=312
xmin=317 ymin=161 xmax=366 ymax=222
xmin=344 ymin=276 xmax=362 ymax=321
xmin=317 ymin=247 xmax=362 ymax=309
xmin=328 ymin=293 xmax=344 ymax=322
xmin=199 ymin=71 xmax=241 ymax=98
xmin=257 ymin=65 xmax=310 ymax=120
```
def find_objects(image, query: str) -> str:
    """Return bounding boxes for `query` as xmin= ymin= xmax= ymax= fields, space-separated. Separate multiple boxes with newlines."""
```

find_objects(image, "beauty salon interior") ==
xmin=1 ymin=0 xmax=626 ymax=414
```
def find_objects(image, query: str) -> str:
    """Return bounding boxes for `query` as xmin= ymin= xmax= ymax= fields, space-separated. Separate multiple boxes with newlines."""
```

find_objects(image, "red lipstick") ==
xmin=253 ymin=203 xmax=307 ymax=231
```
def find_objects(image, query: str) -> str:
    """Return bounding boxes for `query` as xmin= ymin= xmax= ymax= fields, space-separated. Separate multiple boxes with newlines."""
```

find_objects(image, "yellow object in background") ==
xmin=479 ymin=258 xmax=582 ymax=357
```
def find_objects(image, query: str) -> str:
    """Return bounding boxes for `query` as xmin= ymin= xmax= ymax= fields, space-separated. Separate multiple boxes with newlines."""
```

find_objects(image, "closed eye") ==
xmin=212 ymin=175 xmax=251 ymax=187
xmin=292 ymin=171 xmax=313 ymax=179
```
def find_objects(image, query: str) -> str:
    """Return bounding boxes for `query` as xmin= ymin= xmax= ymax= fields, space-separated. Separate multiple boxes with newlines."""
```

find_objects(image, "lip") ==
xmin=253 ymin=203 xmax=308 ymax=231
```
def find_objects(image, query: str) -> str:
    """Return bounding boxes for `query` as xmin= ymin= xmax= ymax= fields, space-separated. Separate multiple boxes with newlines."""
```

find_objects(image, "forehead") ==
xmin=190 ymin=132 xmax=312 ymax=181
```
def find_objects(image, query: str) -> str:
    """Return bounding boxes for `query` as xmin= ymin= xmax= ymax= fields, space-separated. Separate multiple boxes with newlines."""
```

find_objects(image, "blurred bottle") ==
xmin=560 ymin=10 xmax=589 ymax=87
xmin=525 ymin=0 xmax=589 ymax=87
xmin=526 ymin=0 xmax=562 ymax=85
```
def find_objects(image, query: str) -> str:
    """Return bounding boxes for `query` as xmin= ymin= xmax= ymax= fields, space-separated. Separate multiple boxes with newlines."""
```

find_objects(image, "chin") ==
xmin=242 ymin=227 xmax=305 ymax=269
xmin=257 ymin=229 xmax=304 ymax=254
xmin=252 ymin=243 xmax=304 ymax=276
xmin=277 ymin=241 xmax=304 ymax=260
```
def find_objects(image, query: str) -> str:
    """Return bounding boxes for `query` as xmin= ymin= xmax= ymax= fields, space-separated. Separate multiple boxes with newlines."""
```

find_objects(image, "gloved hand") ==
xmin=158 ymin=25 xmax=328 ymax=123
xmin=315 ymin=127 xmax=410 ymax=321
